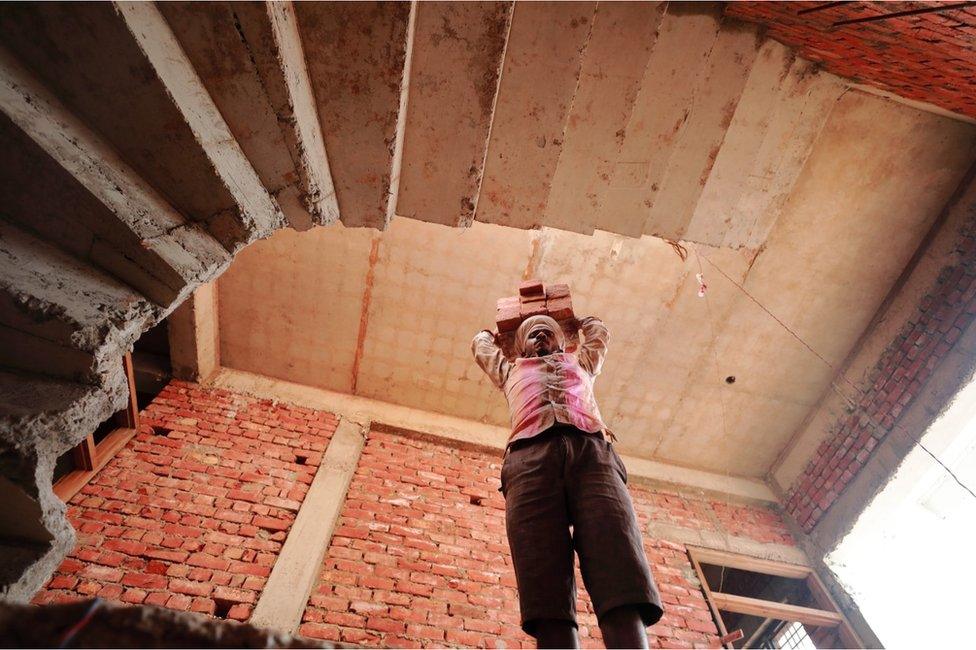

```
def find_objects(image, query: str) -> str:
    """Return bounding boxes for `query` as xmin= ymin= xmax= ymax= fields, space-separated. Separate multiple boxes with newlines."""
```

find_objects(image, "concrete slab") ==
xmin=117 ymin=1 xmax=285 ymax=249
xmin=475 ymin=1 xmax=596 ymax=230
xmin=295 ymin=2 xmax=412 ymax=229
xmin=0 ymin=3 xmax=239 ymax=226
xmin=642 ymin=21 xmax=761 ymax=240
xmin=542 ymin=2 xmax=665 ymax=235
xmin=396 ymin=2 xmax=512 ymax=228
xmin=0 ymin=46 xmax=229 ymax=306
xmin=596 ymin=3 xmax=724 ymax=238
xmin=249 ymin=417 xmax=367 ymax=633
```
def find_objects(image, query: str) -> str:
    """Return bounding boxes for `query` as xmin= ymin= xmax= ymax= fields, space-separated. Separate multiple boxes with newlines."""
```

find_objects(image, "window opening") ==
xmin=772 ymin=621 xmax=816 ymax=650
xmin=686 ymin=547 xmax=861 ymax=649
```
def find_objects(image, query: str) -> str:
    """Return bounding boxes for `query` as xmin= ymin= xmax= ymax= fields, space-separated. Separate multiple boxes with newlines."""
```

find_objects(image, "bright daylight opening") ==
xmin=827 ymin=373 xmax=976 ymax=649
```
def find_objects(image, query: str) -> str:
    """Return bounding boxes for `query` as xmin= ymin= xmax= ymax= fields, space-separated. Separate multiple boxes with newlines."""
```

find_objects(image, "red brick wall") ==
xmin=33 ymin=381 xmax=338 ymax=620
xmin=727 ymin=2 xmax=976 ymax=120
xmin=785 ymin=211 xmax=976 ymax=532
xmin=300 ymin=431 xmax=795 ymax=648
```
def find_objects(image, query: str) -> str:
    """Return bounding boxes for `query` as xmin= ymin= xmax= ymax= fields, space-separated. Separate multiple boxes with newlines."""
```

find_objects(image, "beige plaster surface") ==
xmin=218 ymin=225 xmax=375 ymax=394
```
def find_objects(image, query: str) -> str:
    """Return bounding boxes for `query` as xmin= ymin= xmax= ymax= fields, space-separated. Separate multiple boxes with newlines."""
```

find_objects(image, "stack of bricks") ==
xmin=495 ymin=279 xmax=574 ymax=332
xmin=298 ymin=430 xmax=795 ymax=648
xmin=785 ymin=202 xmax=976 ymax=532
xmin=726 ymin=2 xmax=976 ymax=120
xmin=32 ymin=380 xmax=338 ymax=621
xmin=495 ymin=279 xmax=578 ymax=358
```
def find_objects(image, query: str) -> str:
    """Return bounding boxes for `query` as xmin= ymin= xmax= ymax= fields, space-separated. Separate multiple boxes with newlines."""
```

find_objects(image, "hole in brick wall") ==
xmin=213 ymin=597 xmax=235 ymax=619
xmin=294 ymin=453 xmax=308 ymax=465
xmin=725 ymin=375 xmax=736 ymax=384
xmin=469 ymin=495 xmax=483 ymax=506
xmin=151 ymin=426 xmax=172 ymax=437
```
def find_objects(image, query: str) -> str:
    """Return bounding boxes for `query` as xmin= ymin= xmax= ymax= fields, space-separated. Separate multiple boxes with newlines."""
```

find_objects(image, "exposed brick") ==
xmin=32 ymin=381 xmax=338 ymax=622
xmin=727 ymin=3 xmax=976 ymax=120
xmin=784 ymin=207 xmax=976 ymax=532
xmin=300 ymin=432 xmax=787 ymax=648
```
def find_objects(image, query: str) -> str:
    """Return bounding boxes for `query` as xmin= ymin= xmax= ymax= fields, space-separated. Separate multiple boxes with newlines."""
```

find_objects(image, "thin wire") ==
xmin=696 ymin=248 xmax=976 ymax=503
xmin=693 ymin=248 xmax=732 ymax=596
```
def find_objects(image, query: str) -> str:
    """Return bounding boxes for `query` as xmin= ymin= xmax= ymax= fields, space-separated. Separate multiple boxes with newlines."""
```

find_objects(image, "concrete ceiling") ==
xmin=10 ymin=0 xmax=961 ymax=479
xmin=220 ymin=84 xmax=976 ymax=478
xmin=205 ymin=0 xmax=971 ymax=481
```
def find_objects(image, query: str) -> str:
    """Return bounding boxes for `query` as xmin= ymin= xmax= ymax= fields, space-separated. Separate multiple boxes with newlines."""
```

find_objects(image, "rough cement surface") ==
xmin=0 ymin=599 xmax=332 ymax=648
xmin=0 ymin=45 xmax=231 ymax=305
xmin=0 ymin=368 xmax=128 ymax=601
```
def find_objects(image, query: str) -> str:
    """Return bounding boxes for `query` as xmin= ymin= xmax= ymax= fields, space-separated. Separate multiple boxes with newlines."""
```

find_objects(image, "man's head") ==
xmin=515 ymin=315 xmax=565 ymax=358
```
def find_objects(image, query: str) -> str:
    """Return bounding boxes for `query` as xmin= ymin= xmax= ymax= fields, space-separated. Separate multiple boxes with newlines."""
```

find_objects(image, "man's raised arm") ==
xmin=471 ymin=329 xmax=511 ymax=389
xmin=577 ymin=317 xmax=609 ymax=376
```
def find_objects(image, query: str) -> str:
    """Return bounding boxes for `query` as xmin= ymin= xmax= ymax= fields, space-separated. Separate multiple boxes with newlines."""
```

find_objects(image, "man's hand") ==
xmin=479 ymin=328 xmax=501 ymax=345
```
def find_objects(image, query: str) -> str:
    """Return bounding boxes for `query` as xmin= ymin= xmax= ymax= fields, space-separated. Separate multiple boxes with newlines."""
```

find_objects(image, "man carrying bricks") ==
xmin=471 ymin=282 xmax=662 ymax=649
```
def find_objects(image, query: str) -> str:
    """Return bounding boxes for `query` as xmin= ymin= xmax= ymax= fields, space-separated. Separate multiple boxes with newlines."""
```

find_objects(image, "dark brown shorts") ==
xmin=500 ymin=424 xmax=663 ymax=636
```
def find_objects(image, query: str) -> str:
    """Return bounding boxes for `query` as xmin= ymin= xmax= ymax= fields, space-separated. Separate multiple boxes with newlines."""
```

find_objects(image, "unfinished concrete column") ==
xmin=250 ymin=418 xmax=368 ymax=633
xmin=168 ymin=282 xmax=221 ymax=383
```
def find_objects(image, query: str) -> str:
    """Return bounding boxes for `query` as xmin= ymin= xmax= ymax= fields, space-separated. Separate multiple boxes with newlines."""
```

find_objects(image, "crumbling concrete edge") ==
xmin=0 ymin=369 xmax=129 ymax=602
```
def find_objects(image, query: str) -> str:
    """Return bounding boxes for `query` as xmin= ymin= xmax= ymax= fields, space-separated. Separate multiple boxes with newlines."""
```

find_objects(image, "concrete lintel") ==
xmin=851 ymin=83 xmax=976 ymax=126
xmin=646 ymin=521 xmax=810 ymax=567
xmin=115 ymin=1 xmax=285 ymax=247
xmin=209 ymin=367 xmax=778 ymax=504
xmin=249 ymin=417 xmax=367 ymax=634
xmin=167 ymin=282 xmax=219 ymax=383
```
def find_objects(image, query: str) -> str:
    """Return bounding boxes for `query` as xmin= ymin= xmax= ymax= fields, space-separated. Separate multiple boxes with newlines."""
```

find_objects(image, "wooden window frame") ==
xmin=687 ymin=546 xmax=863 ymax=649
xmin=53 ymin=353 xmax=140 ymax=502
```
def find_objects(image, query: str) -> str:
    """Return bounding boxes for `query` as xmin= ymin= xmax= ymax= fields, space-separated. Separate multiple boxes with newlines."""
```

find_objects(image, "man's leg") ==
xmin=502 ymin=434 xmax=579 ymax=646
xmin=599 ymin=605 xmax=648 ymax=649
xmin=535 ymin=619 xmax=581 ymax=649
xmin=566 ymin=434 xmax=663 ymax=648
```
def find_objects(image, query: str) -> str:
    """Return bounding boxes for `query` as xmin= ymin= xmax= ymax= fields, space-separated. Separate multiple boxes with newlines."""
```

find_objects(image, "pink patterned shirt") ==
xmin=471 ymin=317 xmax=611 ymax=445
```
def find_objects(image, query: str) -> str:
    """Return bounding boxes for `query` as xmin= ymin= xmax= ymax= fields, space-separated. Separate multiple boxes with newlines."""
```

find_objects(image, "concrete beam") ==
xmin=259 ymin=1 xmax=339 ymax=229
xmin=646 ymin=521 xmax=810 ymax=566
xmin=0 ymin=45 xmax=230 ymax=307
xmin=249 ymin=418 xmax=367 ymax=633
xmin=210 ymin=368 xmax=779 ymax=503
xmin=115 ymin=1 xmax=285 ymax=249
xmin=642 ymin=19 xmax=761 ymax=240
xmin=396 ymin=2 xmax=512 ymax=227
xmin=160 ymin=1 xmax=338 ymax=232
xmin=597 ymin=3 xmax=723 ymax=238
xmin=543 ymin=2 xmax=665 ymax=235
xmin=295 ymin=2 xmax=413 ymax=230
xmin=475 ymin=1 xmax=596 ymax=230
xmin=167 ymin=281 xmax=220 ymax=383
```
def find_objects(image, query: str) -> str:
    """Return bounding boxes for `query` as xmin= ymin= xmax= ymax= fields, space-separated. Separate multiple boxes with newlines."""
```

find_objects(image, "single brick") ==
xmin=547 ymin=295 xmax=574 ymax=321
xmin=519 ymin=299 xmax=547 ymax=318
xmin=546 ymin=283 xmax=570 ymax=299
xmin=518 ymin=279 xmax=544 ymax=298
